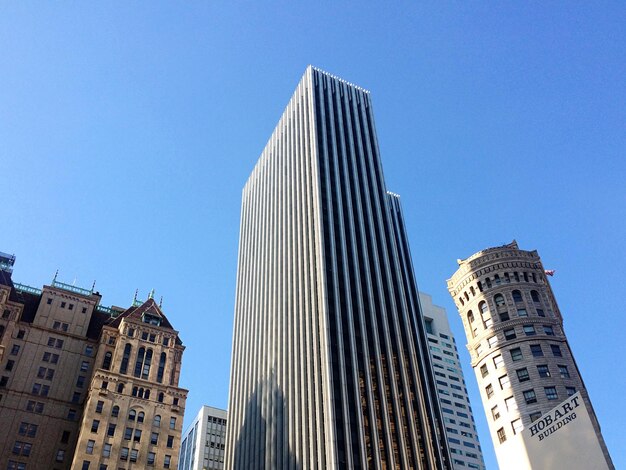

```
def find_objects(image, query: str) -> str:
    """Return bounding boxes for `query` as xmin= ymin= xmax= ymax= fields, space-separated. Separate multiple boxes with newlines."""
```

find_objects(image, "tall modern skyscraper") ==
xmin=419 ymin=292 xmax=486 ymax=470
xmin=226 ymin=67 xmax=450 ymax=470
xmin=447 ymin=241 xmax=614 ymax=469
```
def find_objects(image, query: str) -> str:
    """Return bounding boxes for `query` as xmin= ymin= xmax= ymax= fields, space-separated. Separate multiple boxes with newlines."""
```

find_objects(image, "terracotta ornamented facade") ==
xmin=0 ymin=253 xmax=187 ymax=470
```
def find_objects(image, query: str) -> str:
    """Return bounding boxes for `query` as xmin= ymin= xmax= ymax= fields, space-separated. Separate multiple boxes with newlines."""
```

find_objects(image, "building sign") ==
xmin=521 ymin=392 xmax=609 ymax=469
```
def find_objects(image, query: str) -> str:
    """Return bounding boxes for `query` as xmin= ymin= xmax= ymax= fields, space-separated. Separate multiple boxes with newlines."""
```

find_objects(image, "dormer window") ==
xmin=142 ymin=313 xmax=161 ymax=326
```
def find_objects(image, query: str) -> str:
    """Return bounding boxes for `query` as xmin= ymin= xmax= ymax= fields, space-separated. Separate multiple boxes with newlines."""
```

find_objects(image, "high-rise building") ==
xmin=419 ymin=292 xmax=486 ymax=470
xmin=179 ymin=405 xmax=227 ymax=470
xmin=226 ymin=67 xmax=450 ymax=470
xmin=0 ymin=252 xmax=187 ymax=470
xmin=447 ymin=241 xmax=614 ymax=469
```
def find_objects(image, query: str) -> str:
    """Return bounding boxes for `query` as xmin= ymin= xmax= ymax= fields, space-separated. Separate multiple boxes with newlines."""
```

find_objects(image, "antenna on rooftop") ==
xmin=53 ymin=269 xmax=59 ymax=283
xmin=133 ymin=289 xmax=138 ymax=303
xmin=159 ymin=296 xmax=163 ymax=308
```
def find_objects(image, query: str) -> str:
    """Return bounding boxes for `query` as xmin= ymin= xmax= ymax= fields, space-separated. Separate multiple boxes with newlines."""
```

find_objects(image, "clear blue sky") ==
xmin=1 ymin=3 xmax=625 ymax=468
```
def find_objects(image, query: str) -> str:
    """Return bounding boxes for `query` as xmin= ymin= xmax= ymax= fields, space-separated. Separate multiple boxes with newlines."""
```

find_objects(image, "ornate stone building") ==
xmin=447 ymin=241 xmax=613 ymax=469
xmin=0 ymin=252 xmax=187 ymax=470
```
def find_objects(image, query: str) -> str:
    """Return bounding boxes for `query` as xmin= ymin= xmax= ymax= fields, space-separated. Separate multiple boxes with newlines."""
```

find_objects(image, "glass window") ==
xmin=494 ymin=294 xmax=505 ymax=307
xmin=543 ymin=325 xmax=555 ymax=336
xmin=499 ymin=311 xmax=510 ymax=322
xmin=558 ymin=365 xmax=570 ymax=378
xmin=531 ymin=290 xmax=540 ymax=302
xmin=86 ymin=440 xmax=95 ymax=454
xmin=516 ymin=368 xmax=530 ymax=382
xmin=510 ymin=348 xmax=523 ymax=361
xmin=511 ymin=418 xmax=523 ymax=435
xmin=537 ymin=365 xmax=550 ymax=378
xmin=523 ymin=389 xmax=537 ymax=404
xmin=487 ymin=336 xmax=498 ymax=348
xmin=530 ymin=344 xmax=543 ymax=357
xmin=523 ymin=325 xmax=536 ymax=336
xmin=517 ymin=308 xmax=528 ymax=317
xmin=95 ymin=401 xmax=104 ymax=413
xmin=512 ymin=290 xmax=523 ymax=302
xmin=493 ymin=355 xmax=504 ymax=368
xmin=491 ymin=405 xmax=500 ymax=420
xmin=103 ymin=443 xmax=112 ymax=457
xmin=545 ymin=386 xmax=558 ymax=400
xmin=530 ymin=412 xmax=542 ymax=422
xmin=504 ymin=328 xmax=516 ymax=340
xmin=566 ymin=387 xmax=577 ymax=396
xmin=551 ymin=345 xmax=562 ymax=357
xmin=499 ymin=375 xmax=510 ymax=389
xmin=91 ymin=420 xmax=99 ymax=433
xmin=497 ymin=427 xmax=506 ymax=443
xmin=537 ymin=308 xmax=545 ymax=317
xmin=480 ymin=364 xmax=488 ymax=378
xmin=485 ymin=384 xmax=494 ymax=399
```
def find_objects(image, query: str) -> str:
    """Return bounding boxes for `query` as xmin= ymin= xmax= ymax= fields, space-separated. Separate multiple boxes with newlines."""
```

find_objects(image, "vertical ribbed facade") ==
xmin=226 ymin=67 xmax=450 ymax=470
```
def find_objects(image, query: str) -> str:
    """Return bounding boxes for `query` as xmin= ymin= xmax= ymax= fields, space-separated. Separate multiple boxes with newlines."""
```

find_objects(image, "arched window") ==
xmin=102 ymin=352 xmax=112 ymax=371
xmin=514 ymin=272 xmax=520 ymax=282
xmin=479 ymin=301 xmax=492 ymax=328
xmin=139 ymin=387 xmax=144 ymax=398
xmin=144 ymin=389 xmax=151 ymax=400
xmin=531 ymin=290 xmax=540 ymax=303
xmin=134 ymin=348 xmax=146 ymax=378
xmin=523 ymin=272 xmax=529 ymax=282
xmin=512 ymin=290 xmax=523 ymax=303
xmin=137 ymin=412 xmax=145 ymax=423
xmin=532 ymin=273 xmax=537 ymax=283
xmin=111 ymin=405 xmax=119 ymax=417
xmin=153 ymin=415 xmax=161 ymax=427
xmin=128 ymin=409 xmax=136 ymax=421
xmin=467 ymin=311 xmax=476 ymax=337
xmin=157 ymin=353 xmax=166 ymax=383
xmin=504 ymin=272 xmax=510 ymax=283
xmin=459 ymin=297 xmax=464 ymax=306
xmin=470 ymin=286 xmax=475 ymax=296
xmin=132 ymin=386 xmax=138 ymax=397
xmin=142 ymin=349 xmax=153 ymax=380
xmin=117 ymin=383 xmax=124 ymax=393
xmin=120 ymin=344 xmax=132 ymax=374
xmin=158 ymin=392 xmax=164 ymax=403
xmin=464 ymin=292 xmax=469 ymax=301
xmin=477 ymin=281 xmax=483 ymax=292
xmin=494 ymin=274 xmax=501 ymax=285
xmin=494 ymin=294 xmax=505 ymax=307
xmin=485 ymin=278 xmax=492 ymax=288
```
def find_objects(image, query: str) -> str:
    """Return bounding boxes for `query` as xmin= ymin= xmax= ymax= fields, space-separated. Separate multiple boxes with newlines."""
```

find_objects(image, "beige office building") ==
xmin=447 ymin=241 xmax=613 ymax=469
xmin=0 ymin=252 xmax=187 ymax=470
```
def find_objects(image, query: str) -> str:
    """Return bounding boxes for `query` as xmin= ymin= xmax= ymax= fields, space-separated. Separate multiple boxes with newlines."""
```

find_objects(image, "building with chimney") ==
xmin=0 ymin=252 xmax=187 ymax=470
xmin=226 ymin=67 xmax=451 ymax=470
